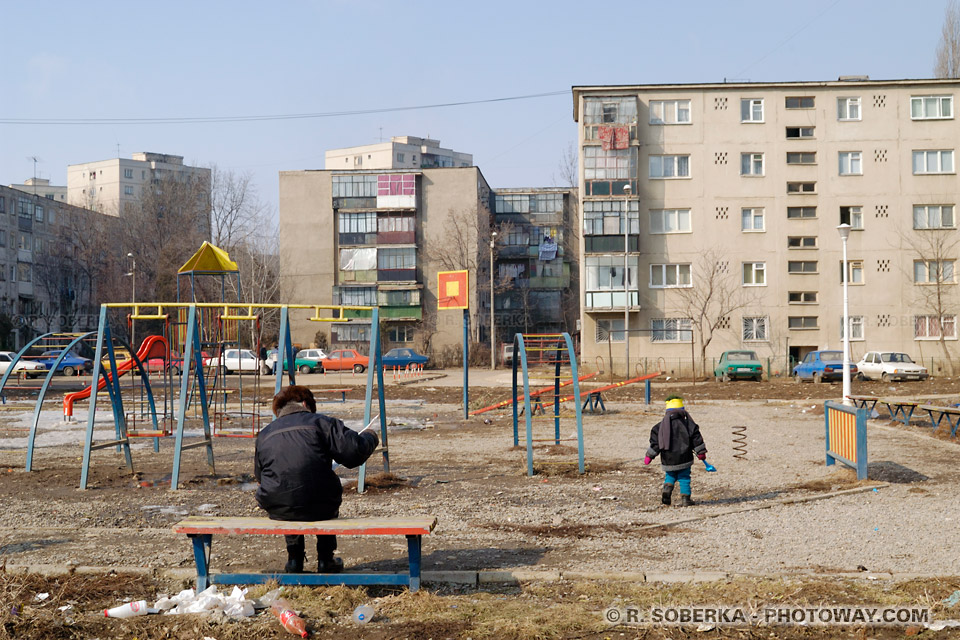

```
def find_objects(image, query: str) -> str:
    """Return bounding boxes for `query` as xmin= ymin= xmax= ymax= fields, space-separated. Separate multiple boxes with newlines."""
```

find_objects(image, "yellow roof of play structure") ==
xmin=178 ymin=241 xmax=239 ymax=274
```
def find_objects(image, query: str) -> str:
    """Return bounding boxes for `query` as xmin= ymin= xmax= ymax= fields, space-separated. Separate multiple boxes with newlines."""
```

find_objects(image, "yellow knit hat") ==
xmin=665 ymin=397 xmax=684 ymax=409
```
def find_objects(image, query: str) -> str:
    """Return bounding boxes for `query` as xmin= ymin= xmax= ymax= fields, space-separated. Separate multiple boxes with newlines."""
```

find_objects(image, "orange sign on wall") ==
xmin=437 ymin=270 xmax=469 ymax=310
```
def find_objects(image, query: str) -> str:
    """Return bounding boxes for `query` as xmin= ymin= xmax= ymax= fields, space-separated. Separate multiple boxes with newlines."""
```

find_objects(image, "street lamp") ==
xmin=125 ymin=252 xmax=136 ymax=350
xmin=623 ymin=183 xmax=632 ymax=378
xmin=489 ymin=231 xmax=497 ymax=370
xmin=837 ymin=224 xmax=852 ymax=405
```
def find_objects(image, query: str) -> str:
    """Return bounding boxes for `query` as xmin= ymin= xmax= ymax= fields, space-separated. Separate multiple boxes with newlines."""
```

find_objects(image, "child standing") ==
xmin=644 ymin=395 xmax=707 ymax=507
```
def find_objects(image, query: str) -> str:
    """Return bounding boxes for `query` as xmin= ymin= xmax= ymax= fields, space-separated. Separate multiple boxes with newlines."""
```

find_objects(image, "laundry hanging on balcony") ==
xmin=598 ymin=125 xmax=630 ymax=150
xmin=538 ymin=235 xmax=558 ymax=261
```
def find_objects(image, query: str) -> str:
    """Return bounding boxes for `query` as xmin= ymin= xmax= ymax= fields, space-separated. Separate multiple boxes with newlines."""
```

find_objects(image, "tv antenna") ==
xmin=26 ymin=156 xmax=41 ymax=195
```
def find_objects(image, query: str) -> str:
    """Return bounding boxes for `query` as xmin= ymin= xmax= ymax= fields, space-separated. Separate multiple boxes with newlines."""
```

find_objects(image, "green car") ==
xmin=714 ymin=350 xmax=763 ymax=382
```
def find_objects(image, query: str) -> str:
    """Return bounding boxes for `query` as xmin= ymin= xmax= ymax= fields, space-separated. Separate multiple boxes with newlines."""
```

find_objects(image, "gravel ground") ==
xmin=0 ymin=391 xmax=956 ymax=578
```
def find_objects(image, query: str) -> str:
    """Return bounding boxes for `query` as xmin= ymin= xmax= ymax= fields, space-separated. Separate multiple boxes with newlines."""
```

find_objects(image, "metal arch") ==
xmin=358 ymin=307 xmax=387 ymax=494
xmin=0 ymin=331 xmax=60 ymax=402
xmin=561 ymin=332 xmax=585 ymax=474
xmin=511 ymin=333 xmax=535 ymax=477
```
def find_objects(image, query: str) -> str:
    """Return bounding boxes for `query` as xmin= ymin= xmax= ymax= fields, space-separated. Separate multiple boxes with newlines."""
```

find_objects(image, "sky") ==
xmin=0 ymin=0 xmax=952 ymax=224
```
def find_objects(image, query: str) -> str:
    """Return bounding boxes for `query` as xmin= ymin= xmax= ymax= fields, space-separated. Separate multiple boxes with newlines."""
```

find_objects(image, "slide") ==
xmin=63 ymin=335 xmax=169 ymax=419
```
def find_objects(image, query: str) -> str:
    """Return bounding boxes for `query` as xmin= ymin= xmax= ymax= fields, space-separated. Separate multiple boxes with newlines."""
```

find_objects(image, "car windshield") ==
xmin=821 ymin=351 xmax=843 ymax=362
xmin=881 ymin=353 xmax=914 ymax=363
xmin=727 ymin=352 xmax=758 ymax=362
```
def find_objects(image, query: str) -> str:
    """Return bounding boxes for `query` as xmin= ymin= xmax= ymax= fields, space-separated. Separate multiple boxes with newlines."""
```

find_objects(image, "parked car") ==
xmin=381 ymin=348 xmax=429 ymax=369
xmin=36 ymin=350 xmax=94 ymax=377
xmin=713 ymin=350 xmax=763 ymax=382
xmin=205 ymin=349 xmax=261 ymax=374
xmin=0 ymin=351 xmax=46 ymax=378
xmin=288 ymin=349 xmax=327 ymax=374
xmin=856 ymin=351 xmax=929 ymax=382
xmin=101 ymin=347 xmax=133 ymax=372
xmin=321 ymin=349 xmax=369 ymax=373
xmin=147 ymin=351 xmax=211 ymax=375
xmin=792 ymin=350 xmax=858 ymax=383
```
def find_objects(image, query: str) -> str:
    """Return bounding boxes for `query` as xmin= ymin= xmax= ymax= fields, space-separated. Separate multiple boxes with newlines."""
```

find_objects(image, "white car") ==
xmin=206 ymin=349 xmax=262 ymax=374
xmin=856 ymin=351 xmax=929 ymax=382
xmin=0 ymin=351 xmax=46 ymax=378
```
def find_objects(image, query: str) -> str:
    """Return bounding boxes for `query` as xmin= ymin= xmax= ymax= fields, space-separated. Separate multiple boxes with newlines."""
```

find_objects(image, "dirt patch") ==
xmin=342 ymin=472 xmax=410 ymax=494
xmin=478 ymin=522 xmax=669 ymax=539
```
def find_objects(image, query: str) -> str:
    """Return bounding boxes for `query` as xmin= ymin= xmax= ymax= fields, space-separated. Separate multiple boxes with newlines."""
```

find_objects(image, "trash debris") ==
xmin=104 ymin=600 xmax=148 ymax=618
xmin=353 ymin=603 xmax=375 ymax=624
xmin=150 ymin=586 xmax=255 ymax=617
xmin=697 ymin=623 xmax=716 ymax=632
xmin=483 ymin=418 xmax=492 ymax=424
xmin=599 ymin=496 xmax=617 ymax=500
xmin=271 ymin=597 xmax=308 ymax=637
xmin=34 ymin=592 xmax=49 ymax=602
xmin=928 ymin=620 xmax=960 ymax=630
xmin=943 ymin=590 xmax=960 ymax=608
xmin=57 ymin=605 xmax=74 ymax=613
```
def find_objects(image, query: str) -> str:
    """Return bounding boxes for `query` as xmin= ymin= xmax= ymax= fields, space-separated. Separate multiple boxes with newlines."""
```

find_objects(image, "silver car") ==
xmin=856 ymin=351 xmax=929 ymax=381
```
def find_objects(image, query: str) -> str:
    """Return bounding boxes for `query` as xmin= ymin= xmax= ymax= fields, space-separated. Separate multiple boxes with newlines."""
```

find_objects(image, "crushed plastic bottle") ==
xmin=270 ymin=598 xmax=308 ymax=637
xmin=352 ymin=603 xmax=375 ymax=624
xmin=104 ymin=600 xmax=148 ymax=618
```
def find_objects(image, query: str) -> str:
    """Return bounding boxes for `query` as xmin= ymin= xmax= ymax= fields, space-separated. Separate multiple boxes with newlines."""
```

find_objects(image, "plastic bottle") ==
xmin=270 ymin=598 xmax=308 ymax=638
xmin=353 ymin=603 xmax=375 ymax=624
xmin=103 ymin=600 xmax=148 ymax=618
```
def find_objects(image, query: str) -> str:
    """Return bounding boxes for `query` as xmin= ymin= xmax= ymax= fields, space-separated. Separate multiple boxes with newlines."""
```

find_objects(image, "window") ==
xmin=911 ymin=95 xmax=953 ymax=120
xmin=786 ymin=151 xmax=816 ymax=165
xmin=332 ymin=174 xmax=377 ymax=197
xmin=649 ymin=154 xmax=690 ymax=178
xmin=495 ymin=193 xmax=563 ymax=214
xmin=584 ymin=146 xmax=637 ymax=179
xmin=788 ymin=261 xmax=818 ymax=273
xmin=18 ymin=234 xmax=30 ymax=251
xmin=650 ymin=209 xmax=691 ymax=234
xmin=741 ymin=153 xmax=764 ymax=176
xmin=840 ymin=315 xmax=865 ymax=341
xmin=338 ymin=212 xmax=377 ymax=234
xmin=583 ymin=96 xmax=638 ymax=127
xmin=386 ymin=325 xmax=415 ymax=343
xmin=650 ymin=263 xmax=692 ymax=288
xmin=788 ymin=316 xmax=818 ymax=329
xmin=788 ymin=291 xmax=818 ymax=304
xmin=651 ymin=317 xmax=693 ymax=342
xmin=649 ymin=99 xmax=691 ymax=124
xmin=914 ymin=260 xmax=955 ymax=284
xmin=377 ymin=215 xmax=415 ymax=233
xmin=837 ymin=97 xmax=861 ymax=120
xmin=380 ymin=289 xmax=420 ymax=306
xmin=741 ymin=208 xmax=764 ymax=231
xmin=339 ymin=287 xmax=377 ymax=306
xmin=584 ymin=256 xmax=639 ymax=308
xmin=913 ymin=204 xmax=955 ymax=229
xmin=378 ymin=247 xmax=416 ymax=270
xmin=839 ymin=206 xmax=863 ymax=229
xmin=48 ymin=209 xmax=55 ymax=225
xmin=595 ymin=318 xmax=625 ymax=343
xmin=913 ymin=150 xmax=955 ymax=174
xmin=787 ymin=206 xmax=817 ymax=219
xmin=785 ymin=96 xmax=814 ymax=109
xmin=17 ymin=263 xmax=31 ymax=283
xmin=787 ymin=236 xmax=817 ymax=248
xmin=333 ymin=322 xmax=370 ymax=343
xmin=740 ymin=98 xmax=764 ymax=122
xmin=915 ymin=315 xmax=957 ymax=339
xmin=34 ymin=205 xmax=43 ymax=222
xmin=0 ymin=230 xmax=6 ymax=247
xmin=583 ymin=200 xmax=639 ymax=235
xmin=124 ymin=168 xmax=133 ymax=179
xmin=124 ymin=185 xmax=134 ymax=195
xmin=842 ymin=260 xmax=864 ymax=284
xmin=17 ymin=198 xmax=30 ymax=217
xmin=338 ymin=248 xmax=376 ymax=271
xmin=396 ymin=152 xmax=405 ymax=163
xmin=0 ymin=196 xmax=5 ymax=213
xmin=742 ymin=262 xmax=766 ymax=286
xmin=33 ymin=237 xmax=42 ymax=253
xmin=787 ymin=182 xmax=816 ymax=194
xmin=839 ymin=151 xmax=862 ymax=175
xmin=785 ymin=126 xmax=815 ymax=139
xmin=742 ymin=316 xmax=768 ymax=341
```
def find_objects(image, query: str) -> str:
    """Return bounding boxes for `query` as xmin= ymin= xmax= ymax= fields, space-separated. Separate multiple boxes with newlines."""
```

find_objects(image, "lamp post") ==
xmin=489 ymin=231 xmax=497 ymax=370
xmin=623 ymin=183 xmax=632 ymax=378
xmin=125 ymin=252 xmax=136 ymax=350
xmin=837 ymin=224 xmax=852 ymax=405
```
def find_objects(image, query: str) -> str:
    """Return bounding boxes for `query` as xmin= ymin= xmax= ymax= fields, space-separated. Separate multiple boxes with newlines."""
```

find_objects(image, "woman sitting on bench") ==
xmin=254 ymin=385 xmax=379 ymax=573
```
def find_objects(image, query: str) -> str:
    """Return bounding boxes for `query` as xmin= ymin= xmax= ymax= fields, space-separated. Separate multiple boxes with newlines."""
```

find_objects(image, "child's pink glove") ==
xmin=643 ymin=456 xmax=652 ymax=465
xmin=697 ymin=452 xmax=706 ymax=460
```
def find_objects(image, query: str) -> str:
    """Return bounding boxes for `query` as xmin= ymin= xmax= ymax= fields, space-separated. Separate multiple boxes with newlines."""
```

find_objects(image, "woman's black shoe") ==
xmin=318 ymin=557 xmax=343 ymax=574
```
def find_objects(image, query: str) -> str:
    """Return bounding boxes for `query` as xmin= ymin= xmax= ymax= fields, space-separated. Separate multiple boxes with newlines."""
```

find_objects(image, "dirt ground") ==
xmin=0 ymin=374 xmax=958 ymax=639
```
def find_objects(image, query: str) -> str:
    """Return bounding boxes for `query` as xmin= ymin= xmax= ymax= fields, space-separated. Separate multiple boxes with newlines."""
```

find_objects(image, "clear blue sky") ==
xmin=0 ymin=0 xmax=951 ymax=222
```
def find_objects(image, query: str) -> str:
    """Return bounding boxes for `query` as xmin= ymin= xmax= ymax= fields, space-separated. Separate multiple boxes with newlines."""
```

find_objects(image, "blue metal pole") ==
xmin=563 ymin=332 xmax=585 ymax=474
xmin=359 ymin=308 xmax=382 ymax=494
xmin=80 ymin=310 xmax=108 ymax=489
xmin=645 ymin=379 xmax=651 ymax=405
xmin=517 ymin=334 xmax=534 ymax=476
xmin=463 ymin=309 xmax=469 ymax=420
xmin=512 ymin=335 xmax=519 ymax=447
xmin=554 ymin=339 xmax=561 ymax=444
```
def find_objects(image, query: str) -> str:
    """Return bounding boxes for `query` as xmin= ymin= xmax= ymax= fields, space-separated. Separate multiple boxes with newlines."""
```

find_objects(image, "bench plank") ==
xmin=174 ymin=516 xmax=436 ymax=537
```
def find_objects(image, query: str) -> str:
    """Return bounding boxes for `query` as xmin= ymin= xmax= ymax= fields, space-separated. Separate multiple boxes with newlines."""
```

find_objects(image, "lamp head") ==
xmin=836 ymin=223 xmax=851 ymax=241
xmin=127 ymin=252 xmax=134 ymax=258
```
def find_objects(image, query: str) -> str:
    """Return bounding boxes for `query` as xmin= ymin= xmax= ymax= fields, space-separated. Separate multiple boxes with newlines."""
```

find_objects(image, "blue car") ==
xmin=35 ymin=350 xmax=93 ymax=377
xmin=381 ymin=348 xmax=428 ymax=369
xmin=792 ymin=350 xmax=858 ymax=383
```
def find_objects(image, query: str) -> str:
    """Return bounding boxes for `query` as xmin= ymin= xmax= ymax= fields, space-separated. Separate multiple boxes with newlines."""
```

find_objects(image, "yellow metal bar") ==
xmin=220 ymin=315 xmax=258 ymax=321
xmin=129 ymin=314 xmax=169 ymax=320
xmin=102 ymin=302 xmax=375 ymax=311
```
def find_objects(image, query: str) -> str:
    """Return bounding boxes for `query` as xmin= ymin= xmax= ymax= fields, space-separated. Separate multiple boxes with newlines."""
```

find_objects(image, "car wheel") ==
xmin=62 ymin=366 xmax=76 ymax=377
xmin=793 ymin=373 xmax=802 ymax=384
xmin=881 ymin=373 xmax=890 ymax=383
xmin=722 ymin=372 xmax=730 ymax=383
xmin=813 ymin=372 xmax=822 ymax=384
xmin=171 ymin=365 xmax=181 ymax=376
xmin=755 ymin=374 xmax=763 ymax=382
xmin=224 ymin=368 xmax=233 ymax=375
xmin=856 ymin=372 xmax=865 ymax=381
xmin=353 ymin=364 xmax=365 ymax=373
xmin=299 ymin=364 xmax=312 ymax=374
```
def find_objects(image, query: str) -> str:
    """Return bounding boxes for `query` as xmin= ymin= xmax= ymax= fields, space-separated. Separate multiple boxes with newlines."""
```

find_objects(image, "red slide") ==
xmin=63 ymin=335 xmax=169 ymax=419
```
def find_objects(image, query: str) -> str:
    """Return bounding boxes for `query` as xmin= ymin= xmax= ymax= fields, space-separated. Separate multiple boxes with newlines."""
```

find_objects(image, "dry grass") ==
xmin=341 ymin=472 xmax=409 ymax=494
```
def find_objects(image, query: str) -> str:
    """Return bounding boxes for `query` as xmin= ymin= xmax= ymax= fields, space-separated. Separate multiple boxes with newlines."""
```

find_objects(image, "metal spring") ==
xmin=732 ymin=425 xmax=748 ymax=460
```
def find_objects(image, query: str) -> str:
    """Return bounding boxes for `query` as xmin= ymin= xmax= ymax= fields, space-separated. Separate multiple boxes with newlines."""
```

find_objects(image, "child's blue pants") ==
xmin=663 ymin=467 xmax=692 ymax=495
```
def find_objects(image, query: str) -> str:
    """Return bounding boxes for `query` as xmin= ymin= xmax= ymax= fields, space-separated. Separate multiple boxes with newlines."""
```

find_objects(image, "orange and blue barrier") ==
xmin=824 ymin=400 xmax=868 ymax=480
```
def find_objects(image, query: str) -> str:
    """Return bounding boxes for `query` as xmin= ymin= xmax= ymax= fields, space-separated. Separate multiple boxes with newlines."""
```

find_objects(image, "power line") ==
xmin=0 ymin=90 xmax=569 ymax=126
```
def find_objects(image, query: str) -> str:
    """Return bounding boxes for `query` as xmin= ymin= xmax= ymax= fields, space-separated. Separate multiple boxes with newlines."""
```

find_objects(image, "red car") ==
xmin=321 ymin=349 xmax=369 ymax=373
xmin=147 ymin=351 xmax=211 ymax=375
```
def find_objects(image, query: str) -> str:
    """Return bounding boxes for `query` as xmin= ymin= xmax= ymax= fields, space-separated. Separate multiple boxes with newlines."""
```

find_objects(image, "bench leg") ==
xmin=406 ymin=535 xmax=422 ymax=592
xmin=189 ymin=534 xmax=212 ymax=591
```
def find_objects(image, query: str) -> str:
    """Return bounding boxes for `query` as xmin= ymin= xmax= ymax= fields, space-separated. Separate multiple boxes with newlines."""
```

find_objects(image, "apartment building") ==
xmin=8 ymin=178 xmax=67 ymax=203
xmin=573 ymin=78 xmax=960 ymax=375
xmin=324 ymin=136 xmax=472 ymax=171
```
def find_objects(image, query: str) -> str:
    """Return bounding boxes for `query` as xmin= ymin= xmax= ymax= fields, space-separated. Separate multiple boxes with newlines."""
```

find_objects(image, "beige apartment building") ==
xmin=8 ymin=178 xmax=67 ymax=203
xmin=574 ymin=78 xmax=960 ymax=376
xmin=324 ymin=136 xmax=472 ymax=171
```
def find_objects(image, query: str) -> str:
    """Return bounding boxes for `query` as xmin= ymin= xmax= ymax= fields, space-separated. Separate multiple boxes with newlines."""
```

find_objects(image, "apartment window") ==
xmin=786 ymin=151 xmax=816 ymax=165
xmin=141 ymin=170 xmax=145 ymax=179
xmin=396 ymin=152 xmax=405 ymax=162
xmin=596 ymin=318 xmax=625 ymax=343
xmin=338 ymin=286 xmax=377 ymax=306
xmin=583 ymin=96 xmax=638 ymax=130
xmin=17 ymin=263 xmax=31 ymax=283
xmin=650 ymin=208 xmax=691 ymax=234
xmin=787 ymin=206 xmax=817 ymax=219
xmin=0 ymin=230 xmax=6 ymax=247
xmin=339 ymin=248 xmax=376 ymax=271
xmin=742 ymin=262 xmax=766 ymax=286
xmin=838 ymin=151 xmax=862 ymax=175
xmin=584 ymin=256 xmax=639 ymax=308
xmin=913 ymin=204 xmax=955 ymax=229
xmin=789 ymin=291 xmax=818 ymax=304
xmin=914 ymin=260 xmax=955 ymax=284
xmin=124 ymin=168 xmax=133 ymax=179
xmin=741 ymin=153 xmax=764 ymax=176
xmin=786 ymin=126 xmax=815 ymax=139
xmin=0 ymin=196 xmax=5 ymax=213
xmin=17 ymin=198 xmax=30 ymax=217
xmin=788 ymin=236 xmax=817 ymax=248
xmin=354 ymin=156 xmax=362 ymax=166
xmin=649 ymin=154 xmax=690 ymax=179
xmin=839 ymin=206 xmax=863 ymax=229
xmin=741 ymin=208 xmax=765 ymax=231
xmin=378 ymin=247 xmax=416 ymax=270
xmin=34 ymin=205 xmax=43 ymax=222
xmin=380 ymin=289 xmax=420 ymax=306
xmin=787 ymin=182 xmax=816 ymax=194
xmin=837 ymin=97 xmax=861 ymax=120
xmin=33 ymin=237 xmax=43 ymax=254
xmin=915 ymin=315 xmax=957 ymax=339
xmin=788 ymin=316 xmax=818 ymax=329
xmin=785 ymin=96 xmax=814 ymax=109
xmin=338 ymin=212 xmax=377 ymax=234
xmin=840 ymin=315 xmax=865 ymax=341
xmin=651 ymin=317 xmax=693 ymax=343
xmin=740 ymin=98 xmax=764 ymax=122
xmin=842 ymin=260 xmax=864 ymax=284
xmin=124 ymin=185 xmax=134 ymax=196
xmin=18 ymin=234 xmax=30 ymax=251
xmin=913 ymin=150 xmax=955 ymax=174
xmin=332 ymin=174 xmax=377 ymax=197
xmin=333 ymin=322 xmax=370 ymax=343
xmin=650 ymin=263 xmax=692 ymax=288
xmin=742 ymin=316 xmax=768 ymax=341
xmin=911 ymin=95 xmax=953 ymax=120
xmin=48 ymin=209 xmax=55 ymax=225
xmin=377 ymin=214 xmax=415 ymax=233
xmin=387 ymin=325 xmax=415 ymax=343
xmin=583 ymin=200 xmax=639 ymax=235
xmin=649 ymin=99 xmax=691 ymax=124
xmin=584 ymin=146 xmax=637 ymax=179
xmin=788 ymin=261 xmax=818 ymax=273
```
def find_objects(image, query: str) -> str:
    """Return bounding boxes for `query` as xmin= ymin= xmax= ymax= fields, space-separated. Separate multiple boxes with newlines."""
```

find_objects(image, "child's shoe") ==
xmin=679 ymin=494 xmax=695 ymax=507
xmin=661 ymin=483 xmax=674 ymax=505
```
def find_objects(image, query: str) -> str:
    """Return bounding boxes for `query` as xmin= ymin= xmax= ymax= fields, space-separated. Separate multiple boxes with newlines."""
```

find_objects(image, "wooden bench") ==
xmin=315 ymin=388 xmax=352 ymax=403
xmin=174 ymin=516 xmax=437 ymax=592
xmin=918 ymin=404 xmax=960 ymax=437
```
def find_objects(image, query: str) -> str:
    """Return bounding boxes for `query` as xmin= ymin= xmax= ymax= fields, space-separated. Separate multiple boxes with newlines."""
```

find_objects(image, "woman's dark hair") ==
xmin=272 ymin=385 xmax=316 ymax=416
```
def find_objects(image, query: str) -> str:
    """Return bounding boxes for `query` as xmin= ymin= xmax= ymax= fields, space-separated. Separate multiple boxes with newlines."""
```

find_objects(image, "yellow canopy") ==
xmin=178 ymin=241 xmax=239 ymax=274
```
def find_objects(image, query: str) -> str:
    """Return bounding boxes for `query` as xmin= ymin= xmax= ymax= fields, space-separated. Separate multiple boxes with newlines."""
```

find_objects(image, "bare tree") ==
xmin=209 ymin=165 xmax=266 ymax=251
xmin=936 ymin=0 xmax=960 ymax=78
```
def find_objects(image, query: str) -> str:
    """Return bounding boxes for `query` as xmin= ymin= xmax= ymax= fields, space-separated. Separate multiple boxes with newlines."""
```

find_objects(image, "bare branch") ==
xmin=936 ymin=0 xmax=960 ymax=78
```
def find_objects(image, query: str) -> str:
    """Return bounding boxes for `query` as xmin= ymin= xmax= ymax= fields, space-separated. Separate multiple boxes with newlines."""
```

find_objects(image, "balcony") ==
xmin=380 ymin=306 xmax=422 ymax=320
xmin=377 ymin=268 xmax=416 ymax=282
xmin=584 ymin=290 xmax=640 ymax=309
xmin=339 ymin=232 xmax=376 ymax=246
xmin=338 ymin=269 xmax=378 ymax=283
xmin=584 ymin=236 xmax=639 ymax=253
xmin=18 ymin=217 xmax=32 ymax=232
xmin=17 ymin=282 xmax=33 ymax=297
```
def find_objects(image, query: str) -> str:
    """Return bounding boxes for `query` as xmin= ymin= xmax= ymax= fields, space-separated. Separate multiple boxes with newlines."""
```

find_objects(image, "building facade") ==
xmin=574 ymin=78 xmax=960 ymax=376
xmin=8 ymin=178 xmax=67 ymax=203
xmin=324 ymin=136 xmax=472 ymax=171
